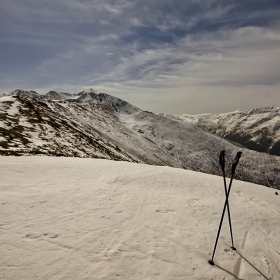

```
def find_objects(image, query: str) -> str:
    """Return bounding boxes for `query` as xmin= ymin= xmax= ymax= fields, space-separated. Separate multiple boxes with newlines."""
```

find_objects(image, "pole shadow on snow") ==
xmin=212 ymin=250 xmax=270 ymax=280
xmin=235 ymin=250 xmax=270 ymax=280
xmin=213 ymin=263 xmax=242 ymax=280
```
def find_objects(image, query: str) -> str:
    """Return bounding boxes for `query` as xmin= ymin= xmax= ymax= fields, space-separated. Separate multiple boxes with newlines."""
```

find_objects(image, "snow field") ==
xmin=0 ymin=156 xmax=279 ymax=279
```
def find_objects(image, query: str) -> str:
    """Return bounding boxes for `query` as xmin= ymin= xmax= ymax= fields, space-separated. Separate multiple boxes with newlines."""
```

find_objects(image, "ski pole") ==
xmin=219 ymin=150 xmax=235 ymax=250
xmin=209 ymin=151 xmax=242 ymax=265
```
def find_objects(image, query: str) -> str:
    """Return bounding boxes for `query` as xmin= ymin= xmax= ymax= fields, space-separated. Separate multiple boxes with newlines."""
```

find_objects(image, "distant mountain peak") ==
xmin=11 ymin=89 xmax=40 ymax=99
xmin=77 ymin=88 xmax=99 ymax=96
xmin=75 ymin=90 xmax=141 ymax=114
xmin=86 ymin=88 xmax=99 ymax=94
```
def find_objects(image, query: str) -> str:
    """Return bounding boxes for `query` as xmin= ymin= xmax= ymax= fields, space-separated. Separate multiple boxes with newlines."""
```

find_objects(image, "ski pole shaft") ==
xmin=210 ymin=174 xmax=234 ymax=263
xmin=223 ymin=172 xmax=235 ymax=249
xmin=220 ymin=150 xmax=235 ymax=248
xmin=209 ymin=151 xmax=242 ymax=264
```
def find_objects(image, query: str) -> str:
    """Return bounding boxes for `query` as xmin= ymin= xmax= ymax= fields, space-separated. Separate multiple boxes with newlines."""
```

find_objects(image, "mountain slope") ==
xmin=0 ymin=95 xmax=138 ymax=162
xmin=175 ymin=107 xmax=280 ymax=156
xmin=0 ymin=90 xmax=280 ymax=189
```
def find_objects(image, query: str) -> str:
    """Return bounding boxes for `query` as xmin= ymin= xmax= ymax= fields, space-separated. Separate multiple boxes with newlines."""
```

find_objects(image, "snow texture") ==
xmin=0 ymin=156 xmax=279 ymax=279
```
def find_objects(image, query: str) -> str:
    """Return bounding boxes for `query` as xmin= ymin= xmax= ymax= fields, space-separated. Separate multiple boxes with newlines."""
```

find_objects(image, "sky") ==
xmin=1 ymin=0 xmax=280 ymax=114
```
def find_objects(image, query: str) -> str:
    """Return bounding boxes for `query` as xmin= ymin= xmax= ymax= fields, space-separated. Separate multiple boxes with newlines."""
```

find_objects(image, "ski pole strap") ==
xmin=219 ymin=150 xmax=225 ymax=173
xmin=231 ymin=151 xmax=242 ymax=174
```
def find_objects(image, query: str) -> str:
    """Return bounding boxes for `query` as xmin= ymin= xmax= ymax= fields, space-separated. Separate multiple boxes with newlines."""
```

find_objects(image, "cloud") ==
xmin=0 ymin=1 xmax=280 ymax=113
xmin=85 ymin=26 xmax=280 ymax=113
xmin=84 ymin=26 xmax=280 ymax=86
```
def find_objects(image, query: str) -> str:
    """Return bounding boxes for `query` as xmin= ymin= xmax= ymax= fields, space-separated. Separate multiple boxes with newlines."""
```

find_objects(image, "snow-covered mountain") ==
xmin=0 ymin=89 xmax=280 ymax=189
xmin=175 ymin=107 xmax=280 ymax=156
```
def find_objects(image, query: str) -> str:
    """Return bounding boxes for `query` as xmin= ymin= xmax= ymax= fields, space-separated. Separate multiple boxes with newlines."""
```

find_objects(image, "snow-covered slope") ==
xmin=1 ymin=90 xmax=280 ymax=189
xmin=175 ymin=107 xmax=280 ymax=156
xmin=0 ymin=156 xmax=279 ymax=279
xmin=0 ymin=95 xmax=138 ymax=162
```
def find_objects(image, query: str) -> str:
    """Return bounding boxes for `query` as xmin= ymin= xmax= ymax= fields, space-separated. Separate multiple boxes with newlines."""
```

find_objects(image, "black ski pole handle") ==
xmin=219 ymin=150 xmax=225 ymax=173
xmin=231 ymin=151 xmax=242 ymax=175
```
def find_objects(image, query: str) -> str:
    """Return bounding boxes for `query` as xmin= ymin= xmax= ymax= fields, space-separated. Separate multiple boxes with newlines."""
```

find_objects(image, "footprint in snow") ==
xmin=25 ymin=233 xmax=41 ymax=239
xmin=155 ymin=209 xmax=174 ymax=213
xmin=25 ymin=233 xmax=59 ymax=239
xmin=43 ymin=233 xmax=59 ymax=238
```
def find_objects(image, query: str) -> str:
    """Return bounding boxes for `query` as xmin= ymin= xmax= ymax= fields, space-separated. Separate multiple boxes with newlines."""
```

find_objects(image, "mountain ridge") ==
xmin=175 ymin=106 xmax=280 ymax=156
xmin=1 ymin=89 xmax=280 ymax=189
